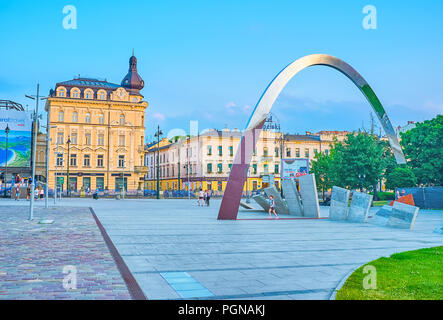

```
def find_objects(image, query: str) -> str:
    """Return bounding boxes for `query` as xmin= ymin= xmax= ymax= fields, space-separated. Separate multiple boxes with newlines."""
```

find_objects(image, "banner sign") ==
xmin=0 ymin=110 xmax=32 ymax=167
xmin=282 ymin=158 xmax=309 ymax=178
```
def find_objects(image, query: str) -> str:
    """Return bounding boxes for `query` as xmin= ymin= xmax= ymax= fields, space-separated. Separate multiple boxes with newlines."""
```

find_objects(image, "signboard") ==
xmin=282 ymin=158 xmax=309 ymax=179
xmin=0 ymin=110 xmax=32 ymax=167
xmin=263 ymin=114 xmax=280 ymax=132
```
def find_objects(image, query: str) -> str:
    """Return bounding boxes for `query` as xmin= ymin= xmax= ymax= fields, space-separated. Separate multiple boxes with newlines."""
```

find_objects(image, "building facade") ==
xmin=45 ymin=54 xmax=148 ymax=193
xmin=144 ymin=129 xmax=349 ymax=194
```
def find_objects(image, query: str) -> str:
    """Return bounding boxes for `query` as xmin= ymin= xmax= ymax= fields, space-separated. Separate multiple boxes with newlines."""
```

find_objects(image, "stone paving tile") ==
xmin=0 ymin=205 xmax=131 ymax=300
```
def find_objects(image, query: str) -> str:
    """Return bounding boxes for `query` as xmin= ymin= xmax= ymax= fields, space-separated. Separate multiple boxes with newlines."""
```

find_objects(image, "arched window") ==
xmin=119 ymin=114 xmax=125 ymax=125
xmin=58 ymin=111 xmax=64 ymax=122
xmin=85 ymin=113 xmax=91 ymax=123
xmin=84 ymin=89 xmax=93 ymax=99
xmin=71 ymin=88 xmax=80 ymax=98
xmin=72 ymin=111 xmax=78 ymax=122
xmin=57 ymin=89 xmax=66 ymax=97
xmin=98 ymin=90 xmax=106 ymax=100
xmin=98 ymin=113 xmax=104 ymax=124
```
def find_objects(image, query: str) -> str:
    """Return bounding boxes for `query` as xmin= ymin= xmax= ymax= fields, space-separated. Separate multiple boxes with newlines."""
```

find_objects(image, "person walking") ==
xmin=15 ymin=184 xmax=20 ymax=201
xmin=268 ymin=195 xmax=278 ymax=219
xmin=198 ymin=189 xmax=205 ymax=206
xmin=205 ymin=190 xmax=211 ymax=206
xmin=39 ymin=187 xmax=44 ymax=200
xmin=26 ymin=185 xmax=31 ymax=200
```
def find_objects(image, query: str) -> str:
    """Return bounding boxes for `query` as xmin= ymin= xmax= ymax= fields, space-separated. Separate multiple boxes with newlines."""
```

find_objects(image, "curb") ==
xmin=329 ymin=265 xmax=361 ymax=300
xmin=90 ymin=207 xmax=147 ymax=300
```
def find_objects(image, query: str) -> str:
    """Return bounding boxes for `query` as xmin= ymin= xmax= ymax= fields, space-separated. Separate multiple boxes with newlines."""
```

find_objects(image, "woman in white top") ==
xmin=198 ymin=189 xmax=204 ymax=206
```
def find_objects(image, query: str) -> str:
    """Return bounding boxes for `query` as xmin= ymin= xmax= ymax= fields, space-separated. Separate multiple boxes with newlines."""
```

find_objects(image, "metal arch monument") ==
xmin=218 ymin=54 xmax=406 ymax=220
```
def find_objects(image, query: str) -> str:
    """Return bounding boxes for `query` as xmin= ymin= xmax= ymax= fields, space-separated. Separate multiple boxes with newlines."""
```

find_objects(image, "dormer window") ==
xmin=98 ymin=92 xmax=106 ymax=100
xmin=57 ymin=89 xmax=66 ymax=97
xmin=71 ymin=89 xmax=80 ymax=98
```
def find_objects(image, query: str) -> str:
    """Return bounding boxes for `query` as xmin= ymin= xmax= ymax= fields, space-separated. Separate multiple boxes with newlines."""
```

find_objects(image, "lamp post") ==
xmin=25 ymin=84 xmax=42 ymax=220
xmin=66 ymin=137 xmax=71 ymax=196
xmin=358 ymin=173 xmax=366 ymax=192
xmin=186 ymin=137 xmax=190 ymax=200
xmin=4 ymin=124 xmax=10 ymax=198
xmin=154 ymin=125 xmax=163 ymax=199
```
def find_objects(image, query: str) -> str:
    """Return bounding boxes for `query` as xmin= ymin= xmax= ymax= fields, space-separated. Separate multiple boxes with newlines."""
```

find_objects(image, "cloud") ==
xmin=153 ymin=113 xmax=166 ymax=121
xmin=225 ymin=101 xmax=237 ymax=109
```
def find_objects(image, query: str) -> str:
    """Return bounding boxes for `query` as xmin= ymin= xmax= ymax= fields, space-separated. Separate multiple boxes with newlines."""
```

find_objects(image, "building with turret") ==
xmin=45 ymin=54 xmax=148 ymax=193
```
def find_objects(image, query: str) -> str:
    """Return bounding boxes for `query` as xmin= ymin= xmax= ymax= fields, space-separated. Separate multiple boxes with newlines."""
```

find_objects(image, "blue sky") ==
xmin=0 ymin=0 xmax=442 ymax=141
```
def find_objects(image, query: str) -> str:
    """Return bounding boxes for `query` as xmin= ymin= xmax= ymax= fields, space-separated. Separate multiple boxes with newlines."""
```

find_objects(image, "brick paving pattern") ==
xmin=0 ymin=205 xmax=131 ymax=300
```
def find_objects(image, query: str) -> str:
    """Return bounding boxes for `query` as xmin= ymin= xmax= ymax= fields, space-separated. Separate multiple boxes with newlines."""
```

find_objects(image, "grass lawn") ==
xmin=336 ymin=246 xmax=443 ymax=300
xmin=372 ymin=200 xmax=388 ymax=207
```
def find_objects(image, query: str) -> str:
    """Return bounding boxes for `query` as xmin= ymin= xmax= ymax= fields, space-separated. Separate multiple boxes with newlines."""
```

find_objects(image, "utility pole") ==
xmin=25 ymin=84 xmax=41 ymax=221
xmin=66 ymin=137 xmax=71 ymax=196
xmin=177 ymin=138 xmax=181 ymax=193
xmin=4 ymin=124 xmax=10 ymax=198
xmin=154 ymin=125 xmax=163 ymax=199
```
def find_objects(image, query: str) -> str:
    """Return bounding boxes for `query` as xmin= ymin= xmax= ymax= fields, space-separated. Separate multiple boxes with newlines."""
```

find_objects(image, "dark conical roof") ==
xmin=121 ymin=53 xmax=144 ymax=94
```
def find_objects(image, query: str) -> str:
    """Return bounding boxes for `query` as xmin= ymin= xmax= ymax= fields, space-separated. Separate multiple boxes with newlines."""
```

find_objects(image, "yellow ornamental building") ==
xmin=45 ymin=54 xmax=148 ymax=194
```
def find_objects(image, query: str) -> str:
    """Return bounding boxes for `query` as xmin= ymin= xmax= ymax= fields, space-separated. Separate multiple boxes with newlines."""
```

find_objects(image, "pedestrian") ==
xmin=26 ymin=185 xmax=31 ymax=200
xmin=268 ymin=195 xmax=278 ymax=219
xmin=205 ymin=190 xmax=211 ymax=206
xmin=34 ymin=187 xmax=39 ymax=200
xmin=15 ymin=184 xmax=20 ymax=201
xmin=39 ymin=187 xmax=44 ymax=200
xmin=198 ymin=189 xmax=205 ymax=206
xmin=395 ymin=190 xmax=400 ymax=200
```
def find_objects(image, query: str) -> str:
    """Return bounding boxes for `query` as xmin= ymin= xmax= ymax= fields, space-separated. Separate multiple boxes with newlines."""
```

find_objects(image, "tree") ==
xmin=311 ymin=151 xmax=332 ymax=200
xmin=328 ymin=132 xmax=385 ymax=191
xmin=400 ymin=115 xmax=443 ymax=186
xmin=385 ymin=166 xmax=417 ymax=191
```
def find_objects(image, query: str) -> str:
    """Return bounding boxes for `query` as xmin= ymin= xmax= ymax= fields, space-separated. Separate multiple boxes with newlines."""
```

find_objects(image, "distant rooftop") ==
xmin=0 ymin=100 xmax=24 ymax=111
xmin=56 ymin=77 xmax=120 ymax=90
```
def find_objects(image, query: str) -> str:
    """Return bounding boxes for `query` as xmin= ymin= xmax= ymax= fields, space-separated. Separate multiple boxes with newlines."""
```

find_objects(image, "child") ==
xmin=268 ymin=195 xmax=278 ymax=219
xmin=15 ymin=184 xmax=21 ymax=201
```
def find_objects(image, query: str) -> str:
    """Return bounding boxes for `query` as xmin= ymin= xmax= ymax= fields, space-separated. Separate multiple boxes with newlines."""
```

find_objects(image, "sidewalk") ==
xmin=0 ymin=205 xmax=131 ymax=300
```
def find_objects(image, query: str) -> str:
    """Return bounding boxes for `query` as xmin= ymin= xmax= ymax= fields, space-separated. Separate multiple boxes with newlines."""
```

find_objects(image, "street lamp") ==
xmin=4 ymin=124 xmax=10 ymax=198
xmin=154 ymin=125 xmax=163 ymax=199
xmin=358 ymin=173 xmax=366 ymax=192
xmin=66 ymin=137 xmax=71 ymax=196
xmin=25 ymin=84 xmax=45 ymax=220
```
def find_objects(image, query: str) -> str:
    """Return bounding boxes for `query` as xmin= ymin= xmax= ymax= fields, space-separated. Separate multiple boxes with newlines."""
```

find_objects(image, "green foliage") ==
xmin=400 ymin=115 xmax=443 ymax=186
xmin=311 ymin=151 xmax=332 ymax=193
xmin=336 ymin=246 xmax=443 ymax=300
xmin=385 ymin=167 xmax=417 ymax=191
xmin=328 ymin=133 xmax=386 ymax=190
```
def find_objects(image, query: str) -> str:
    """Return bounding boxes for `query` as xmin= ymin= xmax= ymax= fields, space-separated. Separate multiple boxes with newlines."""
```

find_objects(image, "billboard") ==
xmin=0 ymin=110 xmax=32 ymax=167
xmin=282 ymin=158 xmax=309 ymax=179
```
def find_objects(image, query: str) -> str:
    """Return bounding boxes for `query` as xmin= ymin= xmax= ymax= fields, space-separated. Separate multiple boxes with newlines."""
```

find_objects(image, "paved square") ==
xmin=2 ymin=198 xmax=442 ymax=300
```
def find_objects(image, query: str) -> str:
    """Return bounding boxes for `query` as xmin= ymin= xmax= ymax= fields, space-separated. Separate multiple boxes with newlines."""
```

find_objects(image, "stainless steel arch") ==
xmin=218 ymin=54 xmax=406 ymax=220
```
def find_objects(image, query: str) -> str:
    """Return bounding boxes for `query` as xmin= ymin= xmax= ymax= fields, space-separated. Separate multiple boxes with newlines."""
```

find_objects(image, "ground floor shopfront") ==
xmin=144 ymin=175 xmax=281 ymax=193
xmin=47 ymin=170 xmax=145 ymax=192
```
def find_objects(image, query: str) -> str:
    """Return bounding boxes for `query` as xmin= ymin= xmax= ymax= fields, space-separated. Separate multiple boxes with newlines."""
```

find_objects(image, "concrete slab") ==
xmin=348 ymin=191 xmax=373 ymax=223
xmin=252 ymin=194 xmax=269 ymax=212
xmin=298 ymin=174 xmax=320 ymax=218
xmin=281 ymin=179 xmax=303 ymax=217
xmin=329 ymin=186 xmax=350 ymax=221
xmin=387 ymin=202 xmax=419 ymax=230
